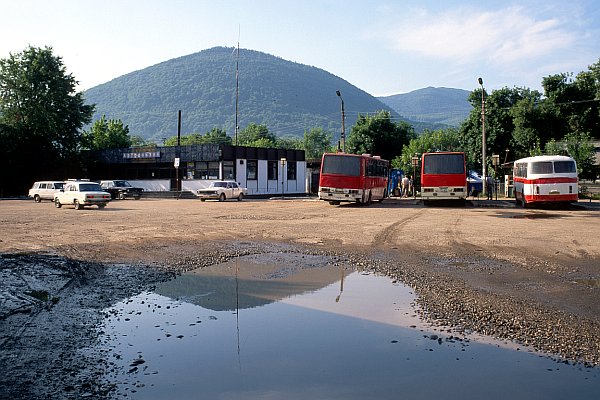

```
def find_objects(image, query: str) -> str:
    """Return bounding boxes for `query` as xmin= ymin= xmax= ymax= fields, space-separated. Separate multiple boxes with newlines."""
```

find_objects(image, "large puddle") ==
xmin=99 ymin=253 xmax=599 ymax=399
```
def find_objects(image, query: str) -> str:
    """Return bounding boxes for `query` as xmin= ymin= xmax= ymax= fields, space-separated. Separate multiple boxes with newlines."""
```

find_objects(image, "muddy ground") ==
xmin=1 ymin=197 xmax=599 ymax=399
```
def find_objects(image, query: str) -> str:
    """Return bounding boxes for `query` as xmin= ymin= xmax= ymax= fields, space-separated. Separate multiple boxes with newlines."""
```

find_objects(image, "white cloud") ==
xmin=378 ymin=6 xmax=577 ymax=65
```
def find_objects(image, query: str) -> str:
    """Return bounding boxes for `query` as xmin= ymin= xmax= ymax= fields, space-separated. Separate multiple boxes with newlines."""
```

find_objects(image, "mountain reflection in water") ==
xmin=154 ymin=253 xmax=348 ymax=311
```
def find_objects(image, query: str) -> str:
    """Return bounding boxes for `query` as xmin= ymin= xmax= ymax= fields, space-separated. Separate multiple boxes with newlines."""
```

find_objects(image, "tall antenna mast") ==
xmin=235 ymin=29 xmax=240 ymax=146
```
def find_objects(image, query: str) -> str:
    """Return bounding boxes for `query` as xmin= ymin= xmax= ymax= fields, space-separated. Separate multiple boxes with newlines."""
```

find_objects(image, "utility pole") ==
xmin=478 ymin=78 xmax=487 ymax=198
xmin=336 ymin=90 xmax=346 ymax=153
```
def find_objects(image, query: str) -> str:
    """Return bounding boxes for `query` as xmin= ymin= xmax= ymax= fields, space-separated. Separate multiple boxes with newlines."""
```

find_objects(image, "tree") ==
xmin=346 ymin=110 xmax=415 ymax=161
xmin=542 ymin=60 xmax=600 ymax=140
xmin=392 ymin=128 xmax=462 ymax=172
xmin=461 ymin=86 xmax=544 ymax=169
xmin=163 ymin=128 xmax=233 ymax=146
xmin=237 ymin=123 xmax=277 ymax=147
xmin=130 ymin=135 xmax=155 ymax=147
xmin=82 ymin=115 xmax=131 ymax=150
xmin=203 ymin=128 xmax=232 ymax=145
xmin=544 ymin=133 xmax=597 ymax=179
xmin=276 ymin=136 xmax=303 ymax=150
xmin=303 ymin=128 xmax=333 ymax=159
xmin=164 ymin=133 xmax=204 ymax=146
xmin=0 ymin=46 xmax=94 ymax=195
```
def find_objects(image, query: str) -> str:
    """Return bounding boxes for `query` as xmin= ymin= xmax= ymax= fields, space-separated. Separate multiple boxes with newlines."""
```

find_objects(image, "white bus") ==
xmin=513 ymin=155 xmax=578 ymax=207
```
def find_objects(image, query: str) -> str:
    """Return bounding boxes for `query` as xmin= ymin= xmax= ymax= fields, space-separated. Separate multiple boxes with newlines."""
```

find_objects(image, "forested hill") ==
xmin=379 ymin=87 xmax=471 ymax=128
xmin=84 ymin=47 xmax=400 ymax=142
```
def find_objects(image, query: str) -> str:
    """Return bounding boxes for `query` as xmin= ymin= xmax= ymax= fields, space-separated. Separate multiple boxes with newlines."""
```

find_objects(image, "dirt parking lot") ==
xmin=1 ymin=196 xmax=599 ymax=398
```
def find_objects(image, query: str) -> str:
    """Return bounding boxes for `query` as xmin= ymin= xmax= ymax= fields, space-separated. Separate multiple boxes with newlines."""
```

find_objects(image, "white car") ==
xmin=196 ymin=181 xmax=247 ymax=202
xmin=28 ymin=181 xmax=65 ymax=202
xmin=54 ymin=181 xmax=111 ymax=210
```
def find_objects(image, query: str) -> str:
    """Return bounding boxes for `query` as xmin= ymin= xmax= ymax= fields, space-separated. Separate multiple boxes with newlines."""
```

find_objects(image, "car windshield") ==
xmin=80 ymin=183 xmax=103 ymax=192
xmin=114 ymin=181 xmax=131 ymax=187
xmin=212 ymin=182 xmax=228 ymax=188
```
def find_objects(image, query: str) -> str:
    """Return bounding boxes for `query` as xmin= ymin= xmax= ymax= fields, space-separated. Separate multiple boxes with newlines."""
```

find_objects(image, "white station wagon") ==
xmin=28 ymin=181 xmax=65 ymax=202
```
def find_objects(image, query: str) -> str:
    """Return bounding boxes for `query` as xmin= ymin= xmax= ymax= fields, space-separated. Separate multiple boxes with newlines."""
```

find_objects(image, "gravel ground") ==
xmin=0 ymin=197 xmax=599 ymax=399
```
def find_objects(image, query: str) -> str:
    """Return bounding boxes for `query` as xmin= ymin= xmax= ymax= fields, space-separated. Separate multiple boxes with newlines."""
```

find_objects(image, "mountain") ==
xmin=84 ymin=47 xmax=400 ymax=142
xmin=379 ymin=87 xmax=472 ymax=128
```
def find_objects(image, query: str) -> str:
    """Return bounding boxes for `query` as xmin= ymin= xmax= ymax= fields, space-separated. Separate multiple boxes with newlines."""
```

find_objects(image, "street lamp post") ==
xmin=280 ymin=157 xmax=286 ymax=199
xmin=336 ymin=90 xmax=346 ymax=153
xmin=478 ymin=78 xmax=487 ymax=198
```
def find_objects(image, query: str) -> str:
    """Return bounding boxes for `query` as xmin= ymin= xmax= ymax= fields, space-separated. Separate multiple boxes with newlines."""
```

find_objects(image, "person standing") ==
xmin=486 ymin=175 xmax=494 ymax=200
xmin=401 ymin=175 xmax=410 ymax=198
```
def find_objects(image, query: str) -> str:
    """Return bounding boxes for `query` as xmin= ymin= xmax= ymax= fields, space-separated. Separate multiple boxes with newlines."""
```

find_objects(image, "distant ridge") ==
xmin=84 ymin=47 xmax=401 ymax=142
xmin=379 ymin=87 xmax=471 ymax=128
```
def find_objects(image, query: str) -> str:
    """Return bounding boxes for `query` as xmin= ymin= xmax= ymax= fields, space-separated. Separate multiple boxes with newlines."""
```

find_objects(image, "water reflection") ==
xmin=99 ymin=254 xmax=600 ymax=399
xmin=154 ymin=253 xmax=345 ymax=311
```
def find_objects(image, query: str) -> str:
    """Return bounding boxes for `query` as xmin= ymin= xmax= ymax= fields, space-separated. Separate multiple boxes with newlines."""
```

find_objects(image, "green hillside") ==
xmin=84 ymin=47 xmax=400 ymax=142
xmin=379 ymin=87 xmax=471 ymax=128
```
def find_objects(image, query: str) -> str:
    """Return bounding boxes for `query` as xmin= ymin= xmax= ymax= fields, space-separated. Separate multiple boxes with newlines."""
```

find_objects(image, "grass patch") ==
xmin=26 ymin=290 xmax=49 ymax=302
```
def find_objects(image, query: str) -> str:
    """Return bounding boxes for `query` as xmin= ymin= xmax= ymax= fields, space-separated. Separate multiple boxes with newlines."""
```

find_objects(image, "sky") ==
xmin=2 ymin=0 xmax=599 ymax=96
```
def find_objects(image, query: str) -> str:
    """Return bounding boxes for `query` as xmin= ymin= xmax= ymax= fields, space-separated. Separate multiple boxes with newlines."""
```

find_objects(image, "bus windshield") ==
xmin=553 ymin=161 xmax=576 ymax=173
xmin=322 ymin=155 xmax=360 ymax=176
xmin=423 ymin=154 xmax=464 ymax=174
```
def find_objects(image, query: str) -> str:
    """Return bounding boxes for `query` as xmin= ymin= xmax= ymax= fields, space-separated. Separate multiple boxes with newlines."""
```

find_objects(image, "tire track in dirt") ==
xmin=372 ymin=208 xmax=426 ymax=247
xmin=443 ymin=212 xmax=465 ymax=248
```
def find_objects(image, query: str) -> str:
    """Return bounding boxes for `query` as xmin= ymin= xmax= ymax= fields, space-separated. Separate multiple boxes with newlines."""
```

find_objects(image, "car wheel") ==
xmin=200 ymin=199 xmax=206 ymax=202
xmin=219 ymin=193 xmax=226 ymax=202
xmin=237 ymin=193 xmax=244 ymax=201
xmin=328 ymin=201 xmax=340 ymax=205
xmin=119 ymin=192 xmax=126 ymax=200
xmin=54 ymin=199 xmax=62 ymax=208
xmin=74 ymin=200 xmax=82 ymax=210
xmin=34 ymin=194 xmax=41 ymax=203
xmin=134 ymin=195 xmax=141 ymax=200
xmin=98 ymin=204 xmax=106 ymax=209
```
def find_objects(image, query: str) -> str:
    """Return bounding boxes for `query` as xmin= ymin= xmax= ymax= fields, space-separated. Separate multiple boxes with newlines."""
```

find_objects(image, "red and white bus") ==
xmin=318 ymin=153 xmax=389 ymax=205
xmin=420 ymin=152 xmax=467 ymax=203
xmin=513 ymin=155 xmax=578 ymax=207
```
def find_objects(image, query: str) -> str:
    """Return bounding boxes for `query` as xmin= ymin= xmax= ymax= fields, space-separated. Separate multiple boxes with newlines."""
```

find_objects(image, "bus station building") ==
xmin=85 ymin=144 xmax=308 ymax=197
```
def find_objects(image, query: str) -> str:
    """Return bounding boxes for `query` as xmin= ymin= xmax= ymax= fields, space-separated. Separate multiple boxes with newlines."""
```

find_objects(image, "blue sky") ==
xmin=2 ymin=0 xmax=599 ymax=96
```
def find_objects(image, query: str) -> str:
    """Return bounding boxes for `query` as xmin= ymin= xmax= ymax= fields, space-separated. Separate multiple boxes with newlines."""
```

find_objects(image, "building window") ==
xmin=247 ymin=160 xmax=258 ymax=180
xmin=268 ymin=161 xmax=278 ymax=180
xmin=287 ymin=161 xmax=297 ymax=180
xmin=223 ymin=161 xmax=235 ymax=180
xmin=195 ymin=161 xmax=219 ymax=179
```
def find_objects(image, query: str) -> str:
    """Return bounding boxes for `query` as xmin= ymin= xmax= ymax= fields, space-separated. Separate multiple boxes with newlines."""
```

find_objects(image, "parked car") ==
xmin=196 ymin=181 xmax=247 ymax=202
xmin=28 ymin=181 xmax=65 ymax=202
xmin=100 ymin=180 xmax=143 ymax=200
xmin=54 ymin=180 xmax=111 ymax=210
